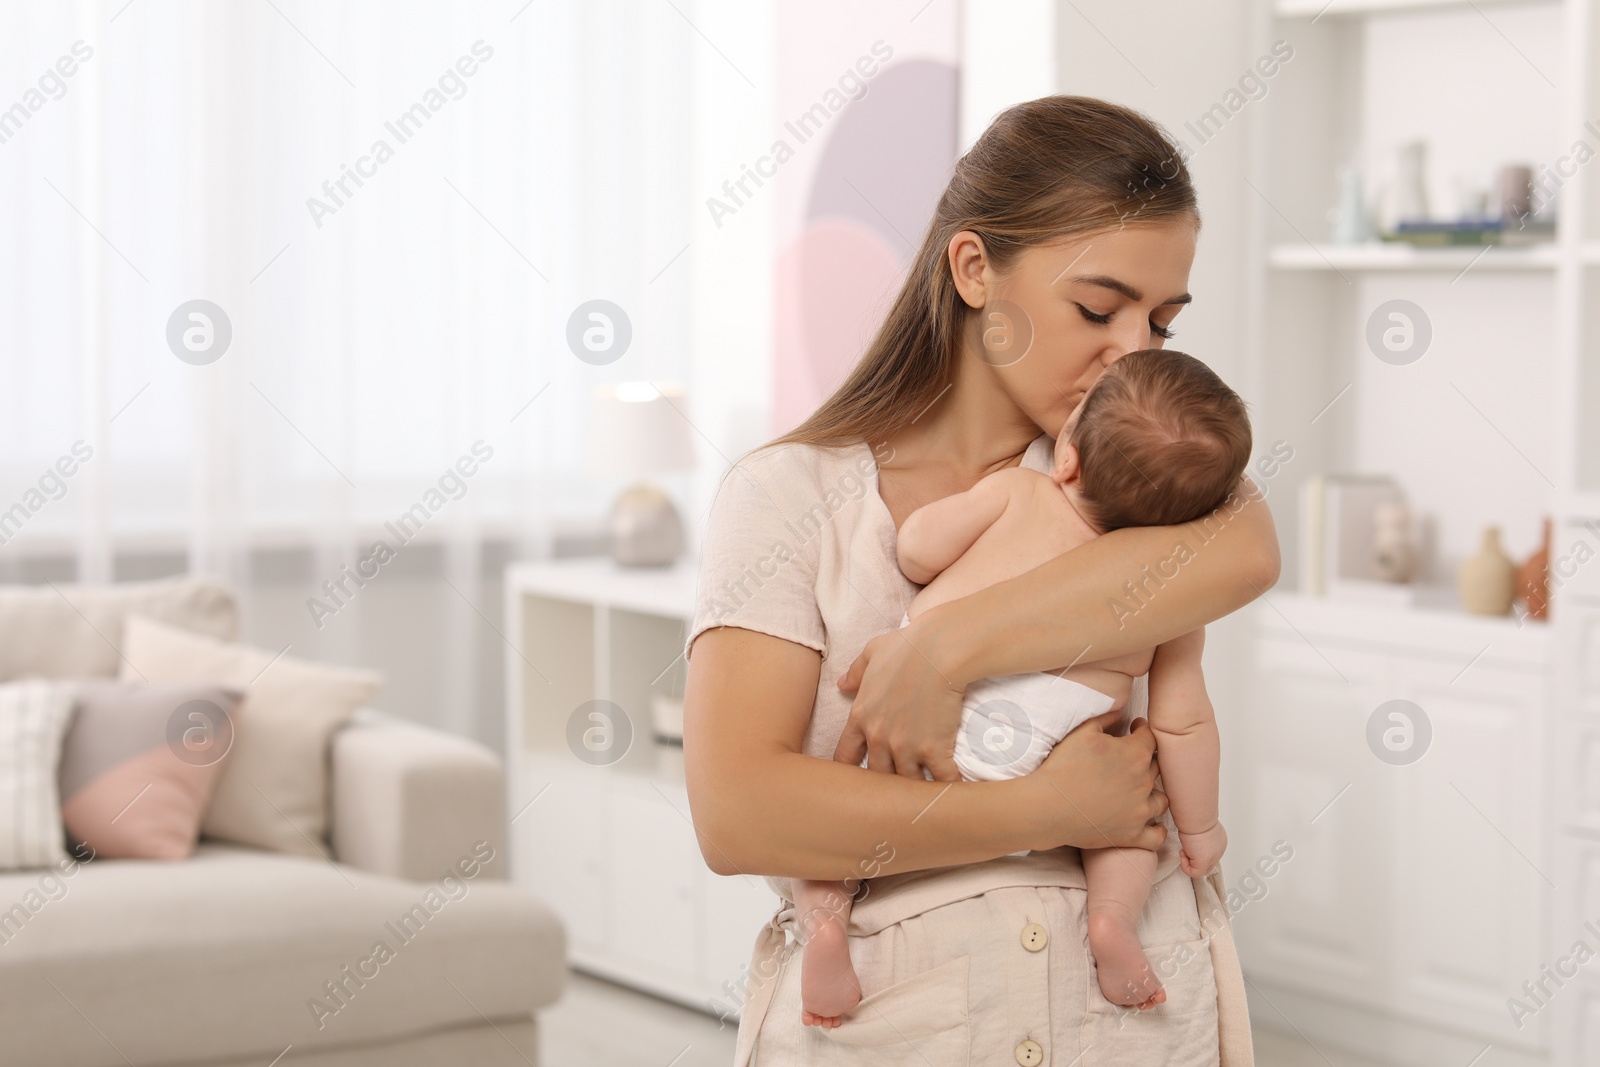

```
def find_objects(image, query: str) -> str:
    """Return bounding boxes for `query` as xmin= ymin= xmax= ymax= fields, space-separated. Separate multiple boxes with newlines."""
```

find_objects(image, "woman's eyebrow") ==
xmin=1064 ymin=273 xmax=1193 ymax=306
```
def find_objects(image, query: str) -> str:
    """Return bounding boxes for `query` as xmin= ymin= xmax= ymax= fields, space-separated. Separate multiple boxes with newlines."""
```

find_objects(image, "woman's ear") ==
xmin=947 ymin=230 xmax=990 ymax=310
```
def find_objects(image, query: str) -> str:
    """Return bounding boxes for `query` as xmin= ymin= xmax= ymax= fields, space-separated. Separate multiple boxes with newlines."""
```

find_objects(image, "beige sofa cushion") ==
xmin=119 ymin=616 xmax=381 ymax=859
xmin=0 ymin=844 xmax=566 ymax=1067
xmin=0 ymin=576 xmax=237 ymax=682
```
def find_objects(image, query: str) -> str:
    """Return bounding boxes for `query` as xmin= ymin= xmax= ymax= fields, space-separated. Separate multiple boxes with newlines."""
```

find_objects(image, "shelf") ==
xmin=1275 ymin=0 xmax=1557 ymax=17
xmin=1254 ymin=589 xmax=1552 ymax=665
xmin=1268 ymin=241 xmax=1563 ymax=272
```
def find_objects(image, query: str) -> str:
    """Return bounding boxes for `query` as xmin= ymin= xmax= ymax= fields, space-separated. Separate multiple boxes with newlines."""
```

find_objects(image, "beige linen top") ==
xmin=683 ymin=435 xmax=1253 ymax=1066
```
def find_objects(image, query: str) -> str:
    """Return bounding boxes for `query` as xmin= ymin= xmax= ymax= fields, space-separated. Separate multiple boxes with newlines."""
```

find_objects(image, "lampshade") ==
xmin=587 ymin=381 xmax=697 ymax=478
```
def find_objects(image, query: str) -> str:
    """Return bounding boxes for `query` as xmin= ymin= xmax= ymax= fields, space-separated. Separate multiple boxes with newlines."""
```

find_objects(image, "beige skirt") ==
xmin=735 ymin=831 xmax=1254 ymax=1066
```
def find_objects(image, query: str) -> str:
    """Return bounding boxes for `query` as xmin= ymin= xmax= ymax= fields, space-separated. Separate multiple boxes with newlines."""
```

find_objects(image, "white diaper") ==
xmin=857 ymin=610 xmax=1117 ymax=782
xmin=953 ymin=669 xmax=1116 ymax=781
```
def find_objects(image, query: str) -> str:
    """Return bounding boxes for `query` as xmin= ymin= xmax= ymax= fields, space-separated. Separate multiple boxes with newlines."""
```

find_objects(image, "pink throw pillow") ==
xmin=57 ymin=681 xmax=244 ymax=860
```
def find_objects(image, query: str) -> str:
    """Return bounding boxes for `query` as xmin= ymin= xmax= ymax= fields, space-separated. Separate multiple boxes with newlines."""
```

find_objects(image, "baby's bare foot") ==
xmin=1088 ymin=909 xmax=1166 ymax=1009
xmin=799 ymin=914 xmax=862 ymax=1026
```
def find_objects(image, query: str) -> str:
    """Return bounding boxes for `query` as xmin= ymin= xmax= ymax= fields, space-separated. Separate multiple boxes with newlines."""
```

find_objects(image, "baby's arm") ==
xmin=1146 ymin=626 xmax=1227 ymax=877
xmin=895 ymin=468 xmax=1024 ymax=584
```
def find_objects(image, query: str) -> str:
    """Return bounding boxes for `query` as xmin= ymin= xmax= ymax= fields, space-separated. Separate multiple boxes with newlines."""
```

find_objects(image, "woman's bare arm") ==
xmin=833 ymin=476 xmax=1279 ymax=779
xmin=682 ymin=625 xmax=1169 ymax=881
xmin=935 ymin=475 xmax=1279 ymax=684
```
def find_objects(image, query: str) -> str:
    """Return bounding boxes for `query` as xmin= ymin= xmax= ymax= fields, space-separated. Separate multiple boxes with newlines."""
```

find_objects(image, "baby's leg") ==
xmin=792 ymin=877 xmax=862 ymax=1027
xmin=1081 ymin=846 xmax=1166 ymax=1009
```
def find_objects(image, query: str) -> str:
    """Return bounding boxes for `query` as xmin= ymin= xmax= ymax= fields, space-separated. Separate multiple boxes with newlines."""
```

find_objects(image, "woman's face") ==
xmin=962 ymin=219 xmax=1198 ymax=443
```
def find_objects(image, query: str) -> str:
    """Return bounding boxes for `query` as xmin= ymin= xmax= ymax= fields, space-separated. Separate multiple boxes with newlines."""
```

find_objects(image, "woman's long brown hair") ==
xmin=762 ymin=94 xmax=1200 ymax=455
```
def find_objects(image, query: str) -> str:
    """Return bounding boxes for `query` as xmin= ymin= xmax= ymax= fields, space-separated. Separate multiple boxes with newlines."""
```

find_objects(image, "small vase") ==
xmin=1514 ymin=517 xmax=1552 ymax=621
xmin=610 ymin=482 xmax=684 ymax=567
xmin=1392 ymin=140 xmax=1430 ymax=225
xmin=1371 ymin=501 xmax=1416 ymax=583
xmin=1459 ymin=526 xmax=1515 ymax=616
xmin=1330 ymin=165 xmax=1375 ymax=245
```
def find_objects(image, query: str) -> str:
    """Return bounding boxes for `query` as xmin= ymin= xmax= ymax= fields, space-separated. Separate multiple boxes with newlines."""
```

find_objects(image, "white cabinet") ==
xmin=1387 ymin=660 xmax=1547 ymax=1045
xmin=608 ymin=790 xmax=699 ymax=975
xmin=1551 ymin=586 xmax=1600 ymax=1066
xmin=1238 ymin=641 xmax=1393 ymax=999
xmin=1235 ymin=594 xmax=1553 ymax=1061
xmin=504 ymin=559 xmax=780 ymax=1015
xmin=518 ymin=769 xmax=610 ymax=948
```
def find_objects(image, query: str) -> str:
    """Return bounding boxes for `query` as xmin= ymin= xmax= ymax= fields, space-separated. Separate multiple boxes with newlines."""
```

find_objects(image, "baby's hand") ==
xmin=1178 ymin=823 xmax=1227 ymax=878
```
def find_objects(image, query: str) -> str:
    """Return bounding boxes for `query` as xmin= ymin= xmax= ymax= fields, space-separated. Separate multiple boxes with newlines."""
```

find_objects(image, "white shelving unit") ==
xmin=1236 ymin=1 xmax=1600 ymax=1063
xmin=1267 ymin=241 xmax=1566 ymax=271
xmin=1276 ymin=0 xmax=1553 ymax=16
xmin=501 ymin=557 xmax=776 ymax=1015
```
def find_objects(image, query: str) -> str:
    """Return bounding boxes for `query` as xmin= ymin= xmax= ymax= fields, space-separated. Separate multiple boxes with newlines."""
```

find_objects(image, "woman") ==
xmin=682 ymin=95 xmax=1277 ymax=1066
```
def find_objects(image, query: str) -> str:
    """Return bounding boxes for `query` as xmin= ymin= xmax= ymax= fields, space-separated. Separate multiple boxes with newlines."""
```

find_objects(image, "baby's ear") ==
xmin=1051 ymin=442 xmax=1081 ymax=484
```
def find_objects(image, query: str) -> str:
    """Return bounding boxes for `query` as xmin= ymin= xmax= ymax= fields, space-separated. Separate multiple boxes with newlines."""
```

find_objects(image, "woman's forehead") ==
xmin=1031 ymin=223 xmax=1197 ymax=280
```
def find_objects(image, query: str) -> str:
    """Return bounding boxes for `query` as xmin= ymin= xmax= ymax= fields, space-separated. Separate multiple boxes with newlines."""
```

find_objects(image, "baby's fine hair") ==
xmin=1069 ymin=349 xmax=1252 ymax=532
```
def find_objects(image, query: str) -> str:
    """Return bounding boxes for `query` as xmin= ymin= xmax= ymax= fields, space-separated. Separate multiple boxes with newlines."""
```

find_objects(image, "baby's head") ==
xmin=1053 ymin=349 xmax=1252 ymax=532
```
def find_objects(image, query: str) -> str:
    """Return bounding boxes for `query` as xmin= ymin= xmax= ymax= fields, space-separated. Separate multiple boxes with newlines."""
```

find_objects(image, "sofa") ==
xmin=0 ymin=577 xmax=567 ymax=1066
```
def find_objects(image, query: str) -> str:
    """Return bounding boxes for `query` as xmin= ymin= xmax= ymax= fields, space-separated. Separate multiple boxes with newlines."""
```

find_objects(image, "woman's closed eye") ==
xmin=1074 ymin=302 xmax=1178 ymax=340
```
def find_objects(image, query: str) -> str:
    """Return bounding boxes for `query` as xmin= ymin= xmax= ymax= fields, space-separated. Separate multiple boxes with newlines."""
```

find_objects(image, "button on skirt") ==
xmin=737 ymin=837 xmax=1241 ymax=1066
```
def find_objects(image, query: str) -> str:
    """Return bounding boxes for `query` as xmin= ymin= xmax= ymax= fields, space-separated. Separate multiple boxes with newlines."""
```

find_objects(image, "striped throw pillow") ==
xmin=0 ymin=679 xmax=77 ymax=870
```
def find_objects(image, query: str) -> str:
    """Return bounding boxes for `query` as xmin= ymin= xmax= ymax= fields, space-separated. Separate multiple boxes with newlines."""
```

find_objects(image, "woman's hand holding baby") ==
xmin=1025 ymin=710 xmax=1170 ymax=852
xmin=833 ymin=615 xmax=967 ymax=781
xmin=835 ymin=610 xmax=1171 ymax=852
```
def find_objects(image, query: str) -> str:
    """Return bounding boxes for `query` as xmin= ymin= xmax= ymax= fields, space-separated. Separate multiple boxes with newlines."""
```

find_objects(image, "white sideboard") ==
xmin=1231 ymin=585 xmax=1574 ymax=1065
xmin=502 ymin=557 xmax=776 ymax=1017
xmin=1549 ymin=518 xmax=1600 ymax=1066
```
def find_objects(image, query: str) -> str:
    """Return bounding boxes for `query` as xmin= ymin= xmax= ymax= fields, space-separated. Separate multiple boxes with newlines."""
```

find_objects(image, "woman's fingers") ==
xmin=923 ymin=750 xmax=961 ymax=783
xmin=1126 ymin=716 xmax=1158 ymax=753
xmin=1148 ymin=788 xmax=1169 ymax=822
xmin=1137 ymin=822 xmax=1168 ymax=850
xmin=1085 ymin=707 xmax=1122 ymax=733
xmin=894 ymin=753 xmax=927 ymax=780
xmin=836 ymin=645 xmax=869 ymax=694
xmin=865 ymin=736 xmax=895 ymax=776
xmin=832 ymin=719 xmax=867 ymax=765
xmin=831 ymin=626 xmax=969 ymax=783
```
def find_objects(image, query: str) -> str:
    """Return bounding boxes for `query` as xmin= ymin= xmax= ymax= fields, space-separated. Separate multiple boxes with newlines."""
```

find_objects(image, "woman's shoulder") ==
xmin=715 ymin=439 xmax=877 ymax=506
xmin=732 ymin=438 xmax=872 ymax=475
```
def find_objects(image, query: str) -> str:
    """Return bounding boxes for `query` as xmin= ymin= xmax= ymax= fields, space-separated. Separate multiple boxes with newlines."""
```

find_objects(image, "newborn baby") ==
xmin=796 ymin=348 xmax=1253 ymax=1027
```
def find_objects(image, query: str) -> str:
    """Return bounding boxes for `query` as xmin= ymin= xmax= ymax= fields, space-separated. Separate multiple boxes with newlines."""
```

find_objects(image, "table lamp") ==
xmin=587 ymin=381 xmax=696 ymax=566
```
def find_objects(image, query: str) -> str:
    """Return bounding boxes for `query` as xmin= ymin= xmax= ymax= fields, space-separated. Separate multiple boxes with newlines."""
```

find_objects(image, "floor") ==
xmin=539 ymin=969 xmax=1392 ymax=1066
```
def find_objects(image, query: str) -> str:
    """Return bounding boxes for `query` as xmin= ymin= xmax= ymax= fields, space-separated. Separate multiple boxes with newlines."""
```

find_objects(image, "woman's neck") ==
xmin=879 ymin=353 xmax=1041 ymax=480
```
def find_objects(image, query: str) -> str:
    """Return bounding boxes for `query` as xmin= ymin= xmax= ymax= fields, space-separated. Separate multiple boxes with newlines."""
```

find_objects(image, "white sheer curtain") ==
xmin=0 ymin=0 xmax=774 ymax=745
